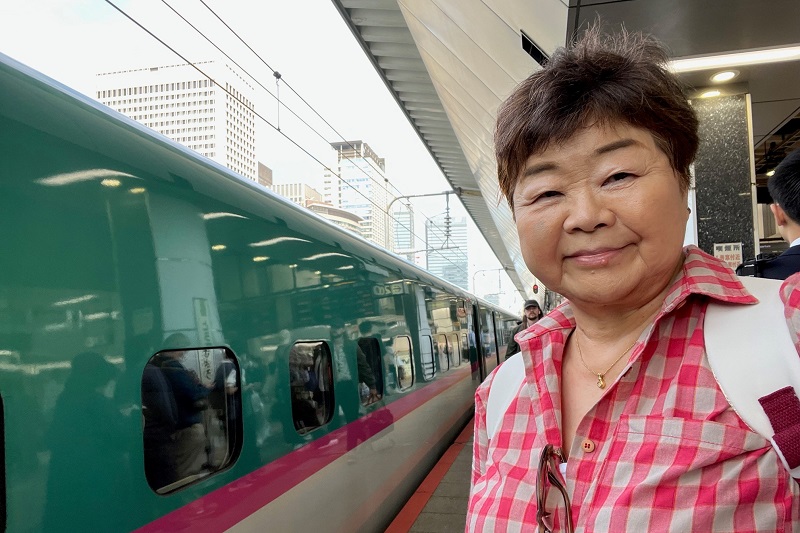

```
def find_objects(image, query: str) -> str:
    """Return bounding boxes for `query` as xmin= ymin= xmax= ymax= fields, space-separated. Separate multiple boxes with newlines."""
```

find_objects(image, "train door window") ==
xmin=436 ymin=334 xmax=450 ymax=373
xmin=356 ymin=336 xmax=384 ymax=404
xmin=394 ymin=336 xmax=414 ymax=390
xmin=289 ymin=341 xmax=334 ymax=434
xmin=448 ymin=333 xmax=461 ymax=368
xmin=421 ymin=335 xmax=435 ymax=381
xmin=461 ymin=333 xmax=470 ymax=364
xmin=142 ymin=346 xmax=241 ymax=494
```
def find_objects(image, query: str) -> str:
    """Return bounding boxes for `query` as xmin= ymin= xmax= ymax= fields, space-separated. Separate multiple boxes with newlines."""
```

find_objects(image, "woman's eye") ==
xmin=604 ymin=172 xmax=633 ymax=185
xmin=534 ymin=190 xmax=561 ymax=202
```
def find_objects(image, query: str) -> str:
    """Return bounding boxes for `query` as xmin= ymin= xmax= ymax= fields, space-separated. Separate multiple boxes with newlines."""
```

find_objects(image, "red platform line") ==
xmin=385 ymin=418 xmax=474 ymax=533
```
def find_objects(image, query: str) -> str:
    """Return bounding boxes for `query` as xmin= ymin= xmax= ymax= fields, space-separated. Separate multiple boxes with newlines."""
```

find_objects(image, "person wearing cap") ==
xmin=505 ymin=299 xmax=542 ymax=359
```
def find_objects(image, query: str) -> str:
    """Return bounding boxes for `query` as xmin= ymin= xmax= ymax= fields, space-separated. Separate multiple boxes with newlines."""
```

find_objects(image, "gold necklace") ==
xmin=575 ymin=332 xmax=637 ymax=389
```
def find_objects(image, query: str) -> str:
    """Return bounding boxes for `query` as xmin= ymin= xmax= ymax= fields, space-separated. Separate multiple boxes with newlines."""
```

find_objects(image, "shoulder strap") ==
xmin=705 ymin=275 xmax=800 ymax=479
xmin=486 ymin=352 xmax=525 ymax=440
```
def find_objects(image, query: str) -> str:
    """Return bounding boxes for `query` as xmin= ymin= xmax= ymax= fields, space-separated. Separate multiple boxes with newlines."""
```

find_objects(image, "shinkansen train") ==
xmin=0 ymin=53 xmax=520 ymax=532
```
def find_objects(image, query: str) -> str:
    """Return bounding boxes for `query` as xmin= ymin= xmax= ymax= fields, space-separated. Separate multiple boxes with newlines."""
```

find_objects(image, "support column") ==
xmin=692 ymin=93 xmax=758 ymax=262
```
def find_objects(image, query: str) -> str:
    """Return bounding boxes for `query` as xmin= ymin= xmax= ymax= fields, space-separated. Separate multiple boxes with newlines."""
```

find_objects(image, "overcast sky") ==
xmin=0 ymin=0 xmax=524 ymax=311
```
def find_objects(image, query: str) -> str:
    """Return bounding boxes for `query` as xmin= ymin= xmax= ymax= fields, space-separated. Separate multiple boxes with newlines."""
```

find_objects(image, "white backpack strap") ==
xmin=486 ymin=352 xmax=525 ymax=440
xmin=705 ymin=275 xmax=800 ymax=479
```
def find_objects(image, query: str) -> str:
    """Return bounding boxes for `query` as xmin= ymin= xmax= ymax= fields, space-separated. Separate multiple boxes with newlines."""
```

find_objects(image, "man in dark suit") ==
xmin=759 ymin=149 xmax=800 ymax=279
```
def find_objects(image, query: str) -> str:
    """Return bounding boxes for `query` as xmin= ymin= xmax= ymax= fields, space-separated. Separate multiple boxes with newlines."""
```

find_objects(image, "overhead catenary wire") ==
xmin=159 ymin=0 xmax=468 ymax=264
xmin=194 ymin=0 xmax=469 ymax=260
xmin=103 ymin=0 xmax=470 ymax=274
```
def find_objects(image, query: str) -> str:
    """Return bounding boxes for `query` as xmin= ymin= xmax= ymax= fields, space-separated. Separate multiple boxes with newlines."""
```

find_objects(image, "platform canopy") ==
xmin=332 ymin=0 xmax=800 ymax=299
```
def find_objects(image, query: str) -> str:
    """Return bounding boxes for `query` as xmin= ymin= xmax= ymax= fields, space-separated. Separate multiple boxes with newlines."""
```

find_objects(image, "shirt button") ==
xmin=581 ymin=438 xmax=596 ymax=453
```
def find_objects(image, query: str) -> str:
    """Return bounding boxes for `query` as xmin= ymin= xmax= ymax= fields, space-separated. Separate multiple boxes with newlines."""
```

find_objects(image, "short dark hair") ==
xmin=768 ymin=149 xmax=800 ymax=223
xmin=495 ymin=25 xmax=699 ymax=211
xmin=358 ymin=320 xmax=374 ymax=334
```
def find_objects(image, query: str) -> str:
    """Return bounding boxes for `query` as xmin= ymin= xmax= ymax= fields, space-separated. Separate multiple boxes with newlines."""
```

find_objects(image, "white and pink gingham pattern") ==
xmin=467 ymin=246 xmax=800 ymax=532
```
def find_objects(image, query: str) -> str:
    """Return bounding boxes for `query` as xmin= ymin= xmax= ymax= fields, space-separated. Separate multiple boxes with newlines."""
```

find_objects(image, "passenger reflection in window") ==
xmin=209 ymin=356 xmax=239 ymax=466
xmin=331 ymin=318 xmax=378 ymax=405
xmin=143 ymin=343 xmax=243 ymax=492
xmin=357 ymin=320 xmax=388 ymax=399
xmin=289 ymin=341 xmax=334 ymax=435
xmin=394 ymin=336 xmax=414 ymax=390
xmin=153 ymin=333 xmax=213 ymax=481
xmin=44 ymin=352 xmax=128 ymax=532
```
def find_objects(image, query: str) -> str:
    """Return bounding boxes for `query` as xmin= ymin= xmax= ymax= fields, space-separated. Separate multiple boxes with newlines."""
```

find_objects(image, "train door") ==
xmin=471 ymin=303 xmax=487 ymax=381
xmin=491 ymin=311 xmax=501 ymax=367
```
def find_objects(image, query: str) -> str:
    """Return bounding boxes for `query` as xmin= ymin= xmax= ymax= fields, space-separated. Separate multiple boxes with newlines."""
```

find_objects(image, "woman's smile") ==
xmin=564 ymin=245 xmax=631 ymax=268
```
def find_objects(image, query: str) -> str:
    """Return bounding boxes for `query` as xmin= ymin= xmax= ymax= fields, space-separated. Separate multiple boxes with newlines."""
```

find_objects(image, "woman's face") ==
xmin=512 ymin=122 xmax=689 ymax=310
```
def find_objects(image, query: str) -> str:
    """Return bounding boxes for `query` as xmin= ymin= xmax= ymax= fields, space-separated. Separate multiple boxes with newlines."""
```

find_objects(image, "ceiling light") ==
xmin=101 ymin=178 xmax=121 ymax=187
xmin=249 ymin=236 xmax=311 ymax=247
xmin=129 ymin=187 xmax=146 ymax=194
xmin=211 ymin=244 xmax=226 ymax=251
xmin=253 ymin=256 xmax=269 ymax=262
xmin=53 ymin=294 xmax=97 ymax=307
xmin=202 ymin=212 xmax=247 ymax=220
xmin=710 ymin=70 xmax=738 ymax=83
xmin=767 ymin=170 xmax=776 ymax=177
xmin=670 ymin=45 xmax=800 ymax=73
xmin=699 ymin=90 xmax=721 ymax=98
xmin=36 ymin=169 xmax=136 ymax=186
xmin=301 ymin=252 xmax=350 ymax=261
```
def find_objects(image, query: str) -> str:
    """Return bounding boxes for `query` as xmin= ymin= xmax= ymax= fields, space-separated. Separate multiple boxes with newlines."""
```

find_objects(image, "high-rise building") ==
xmin=307 ymin=202 xmax=364 ymax=237
xmin=271 ymin=183 xmax=323 ymax=207
xmin=96 ymin=61 xmax=257 ymax=181
xmin=257 ymin=162 xmax=273 ymax=188
xmin=393 ymin=205 xmax=415 ymax=262
xmin=323 ymin=141 xmax=393 ymax=249
xmin=426 ymin=214 xmax=468 ymax=289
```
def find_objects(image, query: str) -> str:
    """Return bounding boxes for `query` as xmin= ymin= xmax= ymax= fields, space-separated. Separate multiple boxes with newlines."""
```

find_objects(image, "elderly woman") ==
xmin=466 ymin=28 xmax=800 ymax=532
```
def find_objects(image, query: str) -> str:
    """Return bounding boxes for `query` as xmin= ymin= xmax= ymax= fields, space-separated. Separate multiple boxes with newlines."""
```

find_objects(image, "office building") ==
xmin=393 ymin=205 xmax=415 ymax=261
xmin=257 ymin=162 xmax=273 ymax=188
xmin=96 ymin=60 xmax=257 ymax=181
xmin=323 ymin=141 xmax=393 ymax=249
xmin=271 ymin=183 xmax=323 ymax=207
xmin=307 ymin=202 xmax=363 ymax=237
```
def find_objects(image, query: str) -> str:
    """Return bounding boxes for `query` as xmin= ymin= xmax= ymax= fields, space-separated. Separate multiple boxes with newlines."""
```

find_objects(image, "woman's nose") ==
xmin=563 ymin=191 xmax=614 ymax=233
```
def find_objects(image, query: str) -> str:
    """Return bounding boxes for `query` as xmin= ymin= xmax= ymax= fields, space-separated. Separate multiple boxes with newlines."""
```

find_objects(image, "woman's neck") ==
xmin=569 ymin=257 xmax=682 ymax=347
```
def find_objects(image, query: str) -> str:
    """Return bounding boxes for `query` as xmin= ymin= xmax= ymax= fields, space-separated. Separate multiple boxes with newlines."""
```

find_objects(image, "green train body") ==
xmin=0 ymin=53 xmax=517 ymax=531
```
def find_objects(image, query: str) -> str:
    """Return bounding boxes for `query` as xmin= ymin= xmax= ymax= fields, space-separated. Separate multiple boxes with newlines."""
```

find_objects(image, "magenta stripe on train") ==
xmin=135 ymin=366 xmax=474 ymax=532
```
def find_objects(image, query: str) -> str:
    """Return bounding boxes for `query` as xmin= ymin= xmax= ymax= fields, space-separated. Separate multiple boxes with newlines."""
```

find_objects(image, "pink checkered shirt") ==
xmin=467 ymin=246 xmax=800 ymax=532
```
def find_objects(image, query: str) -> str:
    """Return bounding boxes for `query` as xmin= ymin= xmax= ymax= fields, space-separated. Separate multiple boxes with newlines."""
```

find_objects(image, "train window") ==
xmin=142 ymin=345 xmax=241 ymax=494
xmin=356 ymin=335 xmax=384 ymax=403
xmin=290 ymin=341 xmax=334 ymax=434
xmin=393 ymin=336 xmax=414 ymax=390
xmin=436 ymin=334 xmax=450 ymax=373
xmin=461 ymin=333 xmax=470 ymax=364
xmin=421 ymin=335 xmax=436 ymax=381
xmin=448 ymin=333 xmax=461 ymax=368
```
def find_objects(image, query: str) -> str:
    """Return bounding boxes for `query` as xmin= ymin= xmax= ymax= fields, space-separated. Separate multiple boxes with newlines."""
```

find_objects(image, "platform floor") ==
xmin=386 ymin=418 xmax=473 ymax=533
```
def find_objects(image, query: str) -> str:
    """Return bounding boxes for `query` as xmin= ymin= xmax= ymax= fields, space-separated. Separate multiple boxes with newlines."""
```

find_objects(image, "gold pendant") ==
xmin=596 ymin=374 xmax=606 ymax=389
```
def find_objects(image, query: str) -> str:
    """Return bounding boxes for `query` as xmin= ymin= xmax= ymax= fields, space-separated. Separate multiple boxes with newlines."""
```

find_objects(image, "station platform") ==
xmin=386 ymin=418 xmax=474 ymax=533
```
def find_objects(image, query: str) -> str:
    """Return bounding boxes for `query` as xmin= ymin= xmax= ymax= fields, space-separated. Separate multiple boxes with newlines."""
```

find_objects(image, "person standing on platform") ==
xmin=466 ymin=25 xmax=800 ymax=532
xmin=505 ymin=299 xmax=542 ymax=359
xmin=739 ymin=148 xmax=800 ymax=279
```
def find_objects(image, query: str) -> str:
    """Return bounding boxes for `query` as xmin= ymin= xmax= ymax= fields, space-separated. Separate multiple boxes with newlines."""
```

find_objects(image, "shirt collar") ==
xmin=517 ymin=245 xmax=757 ymax=343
